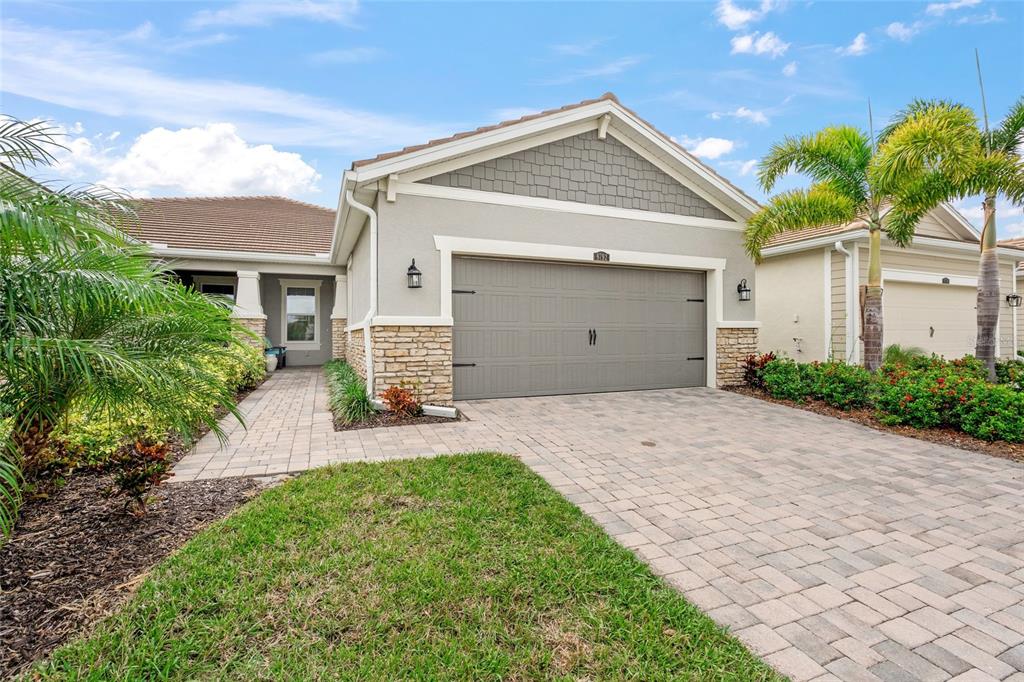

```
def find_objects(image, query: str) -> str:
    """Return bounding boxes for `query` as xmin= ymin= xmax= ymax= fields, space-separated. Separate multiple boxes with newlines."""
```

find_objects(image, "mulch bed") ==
xmin=0 ymin=379 xmax=271 ymax=679
xmin=728 ymin=385 xmax=1024 ymax=463
xmin=0 ymin=452 xmax=265 ymax=678
xmin=333 ymin=411 xmax=461 ymax=432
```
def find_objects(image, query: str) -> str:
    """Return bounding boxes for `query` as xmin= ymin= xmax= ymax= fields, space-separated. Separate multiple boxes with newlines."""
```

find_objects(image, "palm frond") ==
xmin=877 ymin=98 xmax=962 ymax=143
xmin=0 ymin=117 xmax=65 ymax=168
xmin=871 ymin=101 xmax=979 ymax=195
xmin=744 ymin=182 xmax=858 ymax=262
xmin=991 ymin=96 xmax=1024 ymax=156
xmin=885 ymin=171 xmax=960 ymax=246
xmin=757 ymin=126 xmax=871 ymax=203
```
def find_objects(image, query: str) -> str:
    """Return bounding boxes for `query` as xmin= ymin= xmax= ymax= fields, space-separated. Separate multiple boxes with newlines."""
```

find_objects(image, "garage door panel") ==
xmin=885 ymin=282 xmax=976 ymax=358
xmin=453 ymin=256 xmax=706 ymax=399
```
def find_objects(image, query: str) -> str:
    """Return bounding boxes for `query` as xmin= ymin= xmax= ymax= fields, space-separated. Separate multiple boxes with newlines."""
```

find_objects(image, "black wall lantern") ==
xmin=406 ymin=259 xmax=422 ymax=289
xmin=737 ymin=278 xmax=751 ymax=302
xmin=1007 ymin=293 xmax=1022 ymax=308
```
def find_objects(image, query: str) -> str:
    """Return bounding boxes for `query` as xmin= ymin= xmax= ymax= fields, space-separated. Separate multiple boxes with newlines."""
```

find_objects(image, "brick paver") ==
xmin=174 ymin=367 xmax=1024 ymax=681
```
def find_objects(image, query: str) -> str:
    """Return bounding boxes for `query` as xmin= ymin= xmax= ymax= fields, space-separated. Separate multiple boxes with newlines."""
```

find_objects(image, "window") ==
xmin=280 ymin=280 xmax=321 ymax=349
xmin=193 ymin=275 xmax=236 ymax=300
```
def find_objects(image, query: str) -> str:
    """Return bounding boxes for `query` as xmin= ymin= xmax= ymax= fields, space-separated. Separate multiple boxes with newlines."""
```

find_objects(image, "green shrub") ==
xmin=995 ymin=359 xmax=1024 ymax=392
xmin=958 ymin=383 xmax=1024 ymax=442
xmin=107 ymin=435 xmax=173 ymax=515
xmin=324 ymin=360 xmax=374 ymax=424
xmin=883 ymin=344 xmax=927 ymax=366
xmin=872 ymin=370 xmax=946 ymax=429
xmin=743 ymin=352 xmax=776 ymax=389
xmin=810 ymin=362 xmax=873 ymax=409
xmin=761 ymin=359 xmax=814 ymax=402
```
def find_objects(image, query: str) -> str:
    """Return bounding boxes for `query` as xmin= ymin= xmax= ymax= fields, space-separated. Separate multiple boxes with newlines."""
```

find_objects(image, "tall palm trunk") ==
xmin=976 ymin=194 xmax=1000 ymax=381
xmin=862 ymin=226 xmax=884 ymax=371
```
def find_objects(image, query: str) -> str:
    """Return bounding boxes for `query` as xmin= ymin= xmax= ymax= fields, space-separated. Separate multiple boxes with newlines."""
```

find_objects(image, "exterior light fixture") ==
xmin=1007 ymin=293 xmax=1022 ymax=308
xmin=737 ymin=278 xmax=751 ymax=302
xmin=406 ymin=259 xmax=422 ymax=289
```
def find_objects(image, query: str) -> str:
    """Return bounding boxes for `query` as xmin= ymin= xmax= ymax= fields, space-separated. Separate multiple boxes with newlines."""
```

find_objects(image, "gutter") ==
xmin=833 ymin=241 xmax=857 ymax=364
xmin=345 ymin=190 xmax=378 ymax=394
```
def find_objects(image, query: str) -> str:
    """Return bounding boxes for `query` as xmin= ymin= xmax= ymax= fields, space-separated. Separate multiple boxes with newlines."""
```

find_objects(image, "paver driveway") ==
xmin=175 ymin=367 xmax=1024 ymax=681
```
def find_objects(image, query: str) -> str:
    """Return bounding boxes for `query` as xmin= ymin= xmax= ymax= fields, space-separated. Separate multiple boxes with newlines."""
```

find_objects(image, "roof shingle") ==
xmin=128 ymin=196 xmax=335 ymax=257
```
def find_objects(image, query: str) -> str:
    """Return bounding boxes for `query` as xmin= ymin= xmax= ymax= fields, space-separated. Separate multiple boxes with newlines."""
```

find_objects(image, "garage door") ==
xmin=884 ymin=282 xmax=976 ymax=358
xmin=452 ymin=256 xmax=706 ymax=400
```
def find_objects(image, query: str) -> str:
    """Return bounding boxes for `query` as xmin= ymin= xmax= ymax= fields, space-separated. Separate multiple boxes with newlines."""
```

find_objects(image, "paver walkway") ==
xmin=175 ymin=367 xmax=1024 ymax=681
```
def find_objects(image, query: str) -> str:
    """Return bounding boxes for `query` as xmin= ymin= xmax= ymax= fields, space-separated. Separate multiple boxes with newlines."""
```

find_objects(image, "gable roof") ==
xmin=130 ymin=196 xmax=335 ymax=257
xmin=763 ymin=203 xmax=981 ymax=251
xmin=334 ymin=93 xmax=762 ymax=262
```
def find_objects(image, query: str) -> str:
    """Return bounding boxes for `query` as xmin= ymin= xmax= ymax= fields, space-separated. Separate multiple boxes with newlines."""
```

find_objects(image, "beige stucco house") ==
xmin=134 ymin=94 xmax=764 ymax=407
xmin=757 ymin=204 xmax=1024 ymax=363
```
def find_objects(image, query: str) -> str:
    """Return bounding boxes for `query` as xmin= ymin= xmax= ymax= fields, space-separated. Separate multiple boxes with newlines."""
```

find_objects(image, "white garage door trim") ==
xmin=434 ymin=235 xmax=736 ymax=388
xmin=883 ymin=269 xmax=977 ymax=288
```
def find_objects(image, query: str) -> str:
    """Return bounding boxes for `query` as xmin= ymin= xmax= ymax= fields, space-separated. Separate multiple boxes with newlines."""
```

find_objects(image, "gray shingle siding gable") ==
xmin=417 ymin=130 xmax=733 ymax=221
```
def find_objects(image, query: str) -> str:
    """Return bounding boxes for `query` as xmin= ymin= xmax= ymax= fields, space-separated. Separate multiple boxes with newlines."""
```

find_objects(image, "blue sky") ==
xmin=2 ymin=0 xmax=1022 ymax=236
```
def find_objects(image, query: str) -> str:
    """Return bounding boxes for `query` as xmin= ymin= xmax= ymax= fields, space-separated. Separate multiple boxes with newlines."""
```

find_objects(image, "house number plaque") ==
xmin=593 ymin=251 xmax=610 ymax=262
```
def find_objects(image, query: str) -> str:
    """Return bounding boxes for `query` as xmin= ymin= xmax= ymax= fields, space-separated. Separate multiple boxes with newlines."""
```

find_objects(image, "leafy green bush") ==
xmin=809 ymin=362 xmax=873 ymax=409
xmin=324 ymin=360 xmax=374 ymax=424
xmin=958 ymin=383 xmax=1024 ymax=442
xmin=872 ymin=365 xmax=982 ymax=429
xmin=743 ymin=352 xmax=776 ymax=389
xmin=883 ymin=344 xmax=927 ymax=366
xmin=107 ymin=435 xmax=173 ymax=515
xmin=761 ymin=359 xmax=814 ymax=402
xmin=45 ymin=346 xmax=265 ymax=468
xmin=995 ymin=359 xmax=1024 ymax=391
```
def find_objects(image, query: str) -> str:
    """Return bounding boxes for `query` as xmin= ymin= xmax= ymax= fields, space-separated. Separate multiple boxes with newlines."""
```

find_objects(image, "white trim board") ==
xmin=397 ymin=181 xmax=743 ymax=232
xmin=882 ymin=269 xmax=977 ymax=287
xmin=432 ymin=234 xmax=754 ymax=388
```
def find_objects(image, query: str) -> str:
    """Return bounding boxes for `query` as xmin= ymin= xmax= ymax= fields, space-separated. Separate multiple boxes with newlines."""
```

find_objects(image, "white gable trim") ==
xmin=395 ymin=181 xmax=743 ymax=232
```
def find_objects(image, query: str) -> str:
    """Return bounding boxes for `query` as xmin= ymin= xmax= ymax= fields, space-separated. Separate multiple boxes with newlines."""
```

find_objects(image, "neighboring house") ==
xmin=132 ymin=196 xmax=341 ymax=367
xmin=334 ymin=93 xmax=761 ymax=405
xmin=757 ymin=204 xmax=1024 ymax=362
xmin=131 ymin=94 xmax=763 ymax=406
xmin=1002 ymin=237 xmax=1024 ymax=356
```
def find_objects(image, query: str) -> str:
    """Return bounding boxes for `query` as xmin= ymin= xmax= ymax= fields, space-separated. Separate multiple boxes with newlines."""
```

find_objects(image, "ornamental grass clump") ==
xmin=324 ymin=360 xmax=374 ymax=424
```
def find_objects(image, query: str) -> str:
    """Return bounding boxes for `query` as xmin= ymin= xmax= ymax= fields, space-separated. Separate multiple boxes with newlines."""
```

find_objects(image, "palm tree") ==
xmin=744 ymin=125 xmax=923 ymax=370
xmin=873 ymin=98 xmax=1024 ymax=380
xmin=0 ymin=116 xmax=249 ymax=537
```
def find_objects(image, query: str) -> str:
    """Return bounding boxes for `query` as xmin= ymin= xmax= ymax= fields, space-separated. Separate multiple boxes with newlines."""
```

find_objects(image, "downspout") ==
xmin=346 ymin=190 xmax=378 ymax=394
xmin=834 ymin=241 xmax=855 ymax=363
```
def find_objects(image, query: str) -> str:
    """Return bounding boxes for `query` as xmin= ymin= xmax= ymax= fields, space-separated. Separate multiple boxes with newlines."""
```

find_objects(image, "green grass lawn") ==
xmin=33 ymin=454 xmax=782 ymax=681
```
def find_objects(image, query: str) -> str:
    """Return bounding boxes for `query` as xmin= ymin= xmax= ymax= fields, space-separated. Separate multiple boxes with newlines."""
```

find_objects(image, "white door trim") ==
xmin=433 ymin=234 xmax=736 ymax=388
xmin=882 ymin=269 xmax=977 ymax=287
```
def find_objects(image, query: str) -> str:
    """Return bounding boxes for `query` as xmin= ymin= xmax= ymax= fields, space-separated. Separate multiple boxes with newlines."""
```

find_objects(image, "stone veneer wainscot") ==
xmin=331 ymin=318 xmax=347 ymax=360
xmin=716 ymin=327 xmax=758 ymax=387
xmin=346 ymin=328 xmax=366 ymax=381
xmin=371 ymin=326 xmax=453 ymax=406
xmin=234 ymin=317 xmax=266 ymax=349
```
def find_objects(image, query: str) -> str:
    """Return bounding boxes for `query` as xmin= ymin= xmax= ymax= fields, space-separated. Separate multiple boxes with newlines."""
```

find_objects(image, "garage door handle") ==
xmin=453 ymin=363 xmax=476 ymax=368
xmin=687 ymin=356 xmax=705 ymax=361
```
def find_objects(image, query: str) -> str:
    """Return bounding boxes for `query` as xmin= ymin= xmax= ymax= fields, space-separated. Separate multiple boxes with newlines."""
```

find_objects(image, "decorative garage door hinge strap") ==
xmin=453 ymin=362 xmax=476 ymax=367
xmin=452 ymin=289 xmax=477 ymax=294
xmin=687 ymin=298 xmax=705 ymax=303
xmin=687 ymin=356 xmax=705 ymax=361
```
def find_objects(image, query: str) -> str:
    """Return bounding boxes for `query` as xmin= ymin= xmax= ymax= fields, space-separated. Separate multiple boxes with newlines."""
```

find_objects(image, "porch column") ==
xmin=330 ymin=274 xmax=348 ymax=360
xmin=231 ymin=270 xmax=266 ymax=348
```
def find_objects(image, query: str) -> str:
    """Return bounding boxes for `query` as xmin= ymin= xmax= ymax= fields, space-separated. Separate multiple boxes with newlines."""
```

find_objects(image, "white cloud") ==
xmin=714 ymin=0 xmax=780 ymax=30
xmin=730 ymin=32 xmax=790 ymax=59
xmin=188 ymin=0 xmax=359 ymax=29
xmin=123 ymin=21 xmax=155 ymax=41
xmin=308 ymin=47 xmax=383 ymax=65
xmin=120 ymin=20 xmax=233 ymax=52
xmin=720 ymin=158 xmax=759 ymax=176
xmin=886 ymin=21 xmax=923 ymax=41
xmin=836 ymin=32 xmax=870 ymax=56
xmin=955 ymin=8 xmax=1002 ymax=24
xmin=537 ymin=56 xmax=645 ymax=85
xmin=0 ymin=21 xmax=446 ymax=154
xmin=953 ymin=198 xmax=1024 ymax=240
xmin=711 ymin=106 xmax=769 ymax=125
xmin=926 ymin=0 xmax=980 ymax=16
xmin=677 ymin=135 xmax=736 ymax=159
xmin=107 ymin=131 xmax=121 ymax=141
xmin=70 ymin=121 xmax=84 ymax=134
xmin=550 ymin=39 xmax=606 ymax=56
xmin=53 ymin=123 xmax=321 ymax=198
xmin=782 ymin=61 xmax=798 ymax=77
